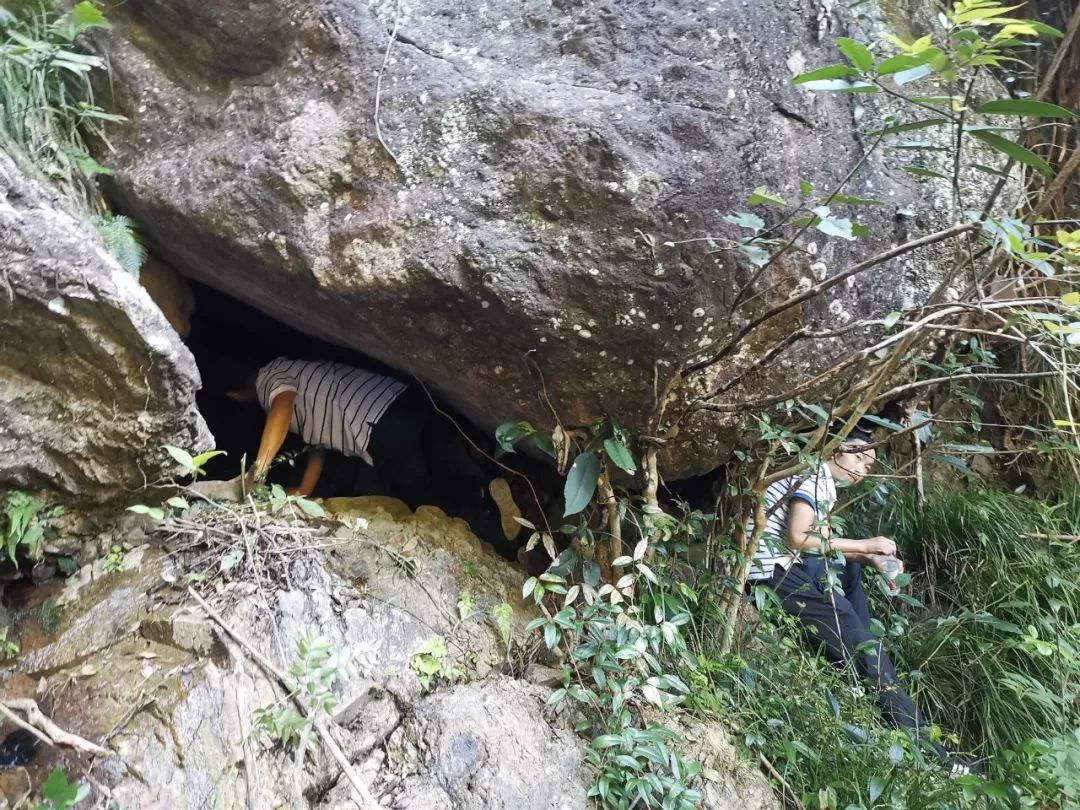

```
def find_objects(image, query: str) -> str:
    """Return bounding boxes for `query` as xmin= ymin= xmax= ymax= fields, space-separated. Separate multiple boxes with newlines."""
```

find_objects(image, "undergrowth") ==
xmin=874 ymin=486 xmax=1080 ymax=770
xmin=0 ymin=1 xmax=119 ymax=209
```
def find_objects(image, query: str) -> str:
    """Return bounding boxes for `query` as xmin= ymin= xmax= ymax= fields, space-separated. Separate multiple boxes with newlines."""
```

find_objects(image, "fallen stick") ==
xmin=187 ymin=587 xmax=379 ymax=810
xmin=1025 ymin=533 xmax=1080 ymax=543
xmin=0 ymin=699 xmax=109 ymax=756
xmin=759 ymin=752 xmax=804 ymax=810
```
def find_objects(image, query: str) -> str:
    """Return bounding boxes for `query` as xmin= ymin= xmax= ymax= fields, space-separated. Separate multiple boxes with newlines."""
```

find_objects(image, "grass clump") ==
xmin=690 ymin=615 xmax=974 ymax=810
xmin=875 ymin=487 xmax=1080 ymax=757
xmin=0 ymin=1 xmax=122 ymax=208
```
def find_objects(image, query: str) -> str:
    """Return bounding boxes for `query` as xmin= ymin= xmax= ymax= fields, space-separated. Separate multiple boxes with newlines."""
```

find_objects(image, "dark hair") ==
xmin=829 ymin=419 xmax=874 ymax=446
xmin=209 ymin=352 xmax=262 ymax=395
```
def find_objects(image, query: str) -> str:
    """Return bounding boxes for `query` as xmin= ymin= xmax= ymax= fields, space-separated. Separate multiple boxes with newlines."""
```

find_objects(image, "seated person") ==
xmin=224 ymin=356 xmax=522 ymax=549
xmin=747 ymin=423 xmax=974 ymax=774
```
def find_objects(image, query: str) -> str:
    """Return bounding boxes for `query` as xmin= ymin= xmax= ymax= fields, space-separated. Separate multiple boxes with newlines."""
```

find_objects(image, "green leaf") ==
xmin=191 ymin=450 xmax=225 ymax=471
xmin=1026 ymin=20 xmax=1065 ymax=37
xmin=902 ymin=165 xmax=951 ymax=180
xmin=811 ymin=206 xmax=857 ymax=240
xmin=975 ymin=99 xmax=1074 ymax=119
xmin=869 ymin=775 xmax=887 ymax=803
xmin=563 ymin=452 xmax=601 ymax=516
xmin=969 ymin=130 xmax=1054 ymax=177
xmin=860 ymin=413 xmax=904 ymax=431
xmin=942 ymin=443 xmax=995 ymax=454
xmin=165 ymin=496 xmax=189 ymax=511
xmin=70 ymin=1 xmax=111 ymax=32
xmin=164 ymin=445 xmax=196 ymax=473
xmin=836 ymin=37 xmax=873 ymax=72
xmin=747 ymin=186 xmax=786 ymax=207
xmin=1062 ymin=292 xmax=1080 ymax=306
xmin=68 ymin=149 xmax=113 ymax=178
xmin=219 ymin=547 xmax=244 ymax=572
xmin=724 ymin=212 xmax=765 ymax=230
xmin=793 ymin=63 xmax=859 ymax=84
xmin=294 ymin=497 xmax=326 ymax=518
xmin=884 ymin=311 xmax=902 ymax=329
xmin=40 ymin=767 xmax=82 ymax=808
xmin=737 ymin=241 xmax=771 ymax=267
xmin=864 ymin=118 xmax=948 ymax=137
xmin=829 ymin=194 xmax=883 ymax=206
xmin=127 ymin=504 xmax=165 ymax=520
xmin=802 ymin=79 xmax=879 ymax=93
xmin=951 ymin=3 xmax=1023 ymax=24
xmin=894 ymin=64 xmax=934 ymax=85
xmin=494 ymin=421 xmax=533 ymax=454
xmin=876 ymin=49 xmax=939 ymax=76
xmin=932 ymin=454 xmax=975 ymax=477
xmin=799 ymin=179 xmax=813 ymax=197
xmin=603 ymin=439 xmax=637 ymax=473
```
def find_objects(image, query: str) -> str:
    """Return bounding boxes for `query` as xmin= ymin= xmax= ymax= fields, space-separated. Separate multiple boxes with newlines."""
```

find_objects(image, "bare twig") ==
xmin=187 ymin=588 xmax=380 ymax=810
xmin=1025 ymin=533 xmax=1080 ymax=543
xmin=759 ymin=752 xmax=805 ymax=810
xmin=374 ymin=3 xmax=405 ymax=174
xmin=1034 ymin=0 xmax=1080 ymax=101
xmin=683 ymin=222 xmax=980 ymax=376
xmin=0 ymin=699 xmax=109 ymax=756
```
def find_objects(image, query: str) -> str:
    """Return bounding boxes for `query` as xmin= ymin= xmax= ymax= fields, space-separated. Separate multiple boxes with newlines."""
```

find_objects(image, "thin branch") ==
xmin=1034 ymin=0 xmax=1080 ymax=101
xmin=0 ymin=699 xmax=109 ymax=757
xmin=727 ymin=132 xmax=889 ymax=315
xmin=188 ymin=588 xmax=380 ymax=810
xmin=683 ymin=222 xmax=980 ymax=376
xmin=374 ymin=4 xmax=405 ymax=174
xmin=873 ymin=369 xmax=1060 ymax=402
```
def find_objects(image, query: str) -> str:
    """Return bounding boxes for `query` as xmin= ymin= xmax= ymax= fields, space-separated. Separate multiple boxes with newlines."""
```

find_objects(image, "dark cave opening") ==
xmin=182 ymin=280 xmax=549 ymax=560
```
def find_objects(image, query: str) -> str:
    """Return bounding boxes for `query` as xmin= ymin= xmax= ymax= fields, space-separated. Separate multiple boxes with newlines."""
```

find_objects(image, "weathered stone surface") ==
xmin=92 ymin=0 xmax=939 ymax=477
xmin=384 ymin=679 xmax=587 ymax=809
xmin=0 ymin=155 xmax=211 ymax=501
xmin=0 ymin=501 xmax=780 ymax=809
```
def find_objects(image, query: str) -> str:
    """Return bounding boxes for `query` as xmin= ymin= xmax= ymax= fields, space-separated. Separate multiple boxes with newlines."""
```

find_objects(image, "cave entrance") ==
xmin=182 ymin=280 xmax=533 ymax=559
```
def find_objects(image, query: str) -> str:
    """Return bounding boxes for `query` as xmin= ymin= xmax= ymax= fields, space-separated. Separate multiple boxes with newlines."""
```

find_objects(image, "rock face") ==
xmin=0 ymin=499 xmax=779 ymax=809
xmin=0 ymin=155 xmax=210 ymax=501
xmin=93 ymin=0 xmax=935 ymax=477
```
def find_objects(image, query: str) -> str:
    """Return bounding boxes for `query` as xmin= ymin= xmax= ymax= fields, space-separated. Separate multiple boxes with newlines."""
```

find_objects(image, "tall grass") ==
xmin=691 ymin=616 xmax=976 ymax=810
xmin=875 ymin=487 xmax=1080 ymax=756
xmin=0 ymin=1 xmax=121 ymax=210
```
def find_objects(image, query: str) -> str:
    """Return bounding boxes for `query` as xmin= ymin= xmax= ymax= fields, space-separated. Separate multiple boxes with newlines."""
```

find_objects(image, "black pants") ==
xmin=366 ymin=389 xmax=487 ymax=518
xmin=767 ymin=560 xmax=947 ymax=757
xmin=368 ymin=389 xmax=439 ymax=511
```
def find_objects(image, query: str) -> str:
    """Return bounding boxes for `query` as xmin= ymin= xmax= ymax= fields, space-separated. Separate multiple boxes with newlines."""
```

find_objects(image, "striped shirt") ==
xmin=747 ymin=464 xmax=837 ymax=581
xmin=255 ymin=358 xmax=408 ymax=465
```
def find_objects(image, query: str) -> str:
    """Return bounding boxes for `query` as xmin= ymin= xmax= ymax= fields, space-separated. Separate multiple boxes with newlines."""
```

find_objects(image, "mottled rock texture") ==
xmin=0 ymin=499 xmax=779 ymax=809
xmin=0 ymin=155 xmax=210 ymax=501
xmin=94 ymin=0 xmax=936 ymax=476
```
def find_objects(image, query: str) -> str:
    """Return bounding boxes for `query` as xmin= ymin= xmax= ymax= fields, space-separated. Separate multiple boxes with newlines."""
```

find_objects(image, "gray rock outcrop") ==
xmin=0 ymin=498 xmax=780 ymax=809
xmin=0 ymin=155 xmax=210 ymax=501
xmin=93 ymin=0 xmax=937 ymax=477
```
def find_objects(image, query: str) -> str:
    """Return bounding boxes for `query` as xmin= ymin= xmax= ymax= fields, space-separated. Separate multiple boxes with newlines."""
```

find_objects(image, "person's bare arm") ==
xmin=288 ymin=450 xmax=325 ymax=497
xmin=251 ymin=391 xmax=296 ymax=482
xmin=786 ymin=500 xmax=897 ymax=559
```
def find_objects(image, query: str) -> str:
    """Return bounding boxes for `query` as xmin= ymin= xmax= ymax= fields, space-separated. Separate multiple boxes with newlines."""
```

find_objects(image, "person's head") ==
xmin=826 ymin=422 xmax=876 ymax=485
xmin=213 ymin=353 xmax=261 ymax=403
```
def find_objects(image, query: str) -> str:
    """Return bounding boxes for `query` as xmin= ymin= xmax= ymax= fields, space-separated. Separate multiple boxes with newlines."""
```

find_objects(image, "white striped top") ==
xmin=747 ymin=464 xmax=837 ymax=581
xmin=255 ymin=358 xmax=408 ymax=465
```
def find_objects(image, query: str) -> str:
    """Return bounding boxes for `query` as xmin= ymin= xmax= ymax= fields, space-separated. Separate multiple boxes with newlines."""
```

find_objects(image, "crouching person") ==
xmin=223 ymin=356 xmax=522 ymax=550
xmin=746 ymin=424 xmax=974 ymax=774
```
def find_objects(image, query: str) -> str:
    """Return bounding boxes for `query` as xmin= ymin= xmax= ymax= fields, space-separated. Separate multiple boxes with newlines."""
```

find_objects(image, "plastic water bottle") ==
xmin=877 ymin=557 xmax=902 ymax=597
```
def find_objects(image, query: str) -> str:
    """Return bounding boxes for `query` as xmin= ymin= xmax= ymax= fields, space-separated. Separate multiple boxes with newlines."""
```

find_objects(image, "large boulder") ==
xmin=0 ymin=155 xmax=210 ymax=501
xmin=93 ymin=0 xmax=935 ymax=477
